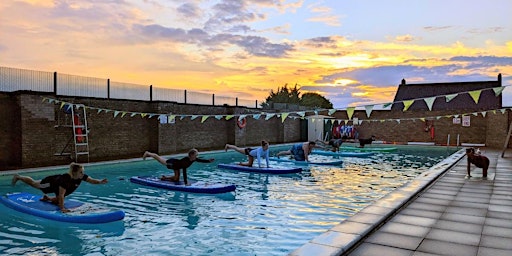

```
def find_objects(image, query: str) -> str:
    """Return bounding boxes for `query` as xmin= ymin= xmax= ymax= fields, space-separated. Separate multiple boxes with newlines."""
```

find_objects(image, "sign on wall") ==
xmin=462 ymin=115 xmax=471 ymax=127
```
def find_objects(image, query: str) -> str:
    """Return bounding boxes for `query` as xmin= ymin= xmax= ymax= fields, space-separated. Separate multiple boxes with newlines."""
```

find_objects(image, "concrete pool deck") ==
xmin=290 ymin=148 xmax=512 ymax=256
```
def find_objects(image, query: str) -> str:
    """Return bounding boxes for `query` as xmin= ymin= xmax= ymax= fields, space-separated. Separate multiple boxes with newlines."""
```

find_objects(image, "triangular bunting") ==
xmin=365 ymin=105 xmax=374 ymax=118
xmin=214 ymin=115 xmax=223 ymax=120
xmin=114 ymin=111 xmax=120 ymax=118
xmin=238 ymin=115 xmax=247 ymax=121
xmin=225 ymin=115 xmax=234 ymax=120
xmin=60 ymin=102 xmax=66 ymax=109
xmin=201 ymin=115 xmax=209 ymax=123
xmin=141 ymin=113 xmax=147 ymax=118
xmin=281 ymin=113 xmax=289 ymax=123
xmin=396 ymin=119 xmax=401 ymax=124
xmin=468 ymin=90 xmax=482 ymax=104
xmin=130 ymin=113 xmax=137 ymax=117
xmin=297 ymin=111 xmax=305 ymax=117
xmin=328 ymin=109 xmax=336 ymax=115
xmin=481 ymin=112 xmax=486 ymax=117
xmin=445 ymin=93 xmax=457 ymax=102
xmin=346 ymin=107 xmax=355 ymax=120
xmin=493 ymin=87 xmax=504 ymax=96
xmin=252 ymin=114 xmax=261 ymax=120
xmin=402 ymin=100 xmax=414 ymax=111
xmin=424 ymin=97 xmax=436 ymax=111
xmin=265 ymin=113 xmax=275 ymax=120
xmin=382 ymin=103 xmax=392 ymax=108
xmin=169 ymin=115 xmax=176 ymax=122
xmin=190 ymin=115 xmax=199 ymax=120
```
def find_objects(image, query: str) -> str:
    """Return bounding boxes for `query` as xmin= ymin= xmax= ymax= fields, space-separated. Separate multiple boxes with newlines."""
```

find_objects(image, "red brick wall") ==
xmin=0 ymin=91 xmax=510 ymax=170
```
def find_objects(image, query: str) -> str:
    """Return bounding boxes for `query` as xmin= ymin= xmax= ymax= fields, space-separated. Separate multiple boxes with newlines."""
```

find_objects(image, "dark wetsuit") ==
xmin=40 ymin=173 xmax=89 ymax=196
xmin=328 ymin=139 xmax=344 ymax=148
xmin=166 ymin=156 xmax=210 ymax=170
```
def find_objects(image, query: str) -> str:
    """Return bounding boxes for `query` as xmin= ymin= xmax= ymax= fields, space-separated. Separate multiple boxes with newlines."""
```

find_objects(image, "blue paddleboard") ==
xmin=269 ymin=157 xmax=343 ymax=166
xmin=217 ymin=163 xmax=303 ymax=174
xmin=0 ymin=192 xmax=125 ymax=224
xmin=311 ymin=150 xmax=375 ymax=158
xmin=130 ymin=176 xmax=236 ymax=194
xmin=340 ymin=146 xmax=397 ymax=152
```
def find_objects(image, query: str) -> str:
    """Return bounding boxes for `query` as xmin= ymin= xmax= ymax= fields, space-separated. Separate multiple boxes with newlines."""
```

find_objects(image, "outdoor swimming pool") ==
xmin=0 ymin=145 xmax=459 ymax=255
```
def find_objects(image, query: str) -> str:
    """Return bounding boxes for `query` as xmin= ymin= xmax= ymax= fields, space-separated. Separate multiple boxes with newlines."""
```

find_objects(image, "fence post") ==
xmin=236 ymin=97 xmax=238 ymax=107
xmin=212 ymin=94 xmax=215 ymax=105
xmin=107 ymin=79 xmax=110 ymax=99
xmin=150 ymin=85 xmax=153 ymax=102
xmin=255 ymin=100 xmax=258 ymax=108
xmin=184 ymin=90 xmax=187 ymax=104
xmin=53 ymin=72 xmax=57 ymax=95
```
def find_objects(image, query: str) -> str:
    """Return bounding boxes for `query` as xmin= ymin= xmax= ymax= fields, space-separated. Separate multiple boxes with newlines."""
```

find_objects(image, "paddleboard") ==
xmin=311 ymin=150 xmax=374 ymax=158
xmin=269 ymin=157 xmax=343 ymax=166
xmin=130 ymin=176 xmax=236 ymax=194
xmin=217 ymin=163 xmax=303 ymax=174
xmin=0 ymin=192 xmax=125 ymax=224
xmin=340 ymin=146 xmax=397 ymax=152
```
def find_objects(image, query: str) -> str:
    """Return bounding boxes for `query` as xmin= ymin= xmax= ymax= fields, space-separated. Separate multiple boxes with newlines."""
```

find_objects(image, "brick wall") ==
xmin=0 ymin=91 xmax=510 ymax=171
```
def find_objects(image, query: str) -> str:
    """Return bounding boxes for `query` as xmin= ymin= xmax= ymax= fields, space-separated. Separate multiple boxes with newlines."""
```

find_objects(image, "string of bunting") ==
xmin=41 ymin=85 xmax=510 ymax=124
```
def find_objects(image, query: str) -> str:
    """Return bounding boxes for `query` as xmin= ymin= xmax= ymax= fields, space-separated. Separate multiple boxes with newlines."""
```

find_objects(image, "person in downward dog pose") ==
xmin=466 ymin=147 xmax=489 ymax=177
xmin=358 ymin=135 xmax=376 ymax=148
xmin=143 ymin=148 xmax=214 ymax=185
xmin=224 ymin=140 xmax=270 ymax=168
xmin=276 ymin=141 xmax=316 ymax=162
xmin=11 ymin=162 xmax=108 ymax=212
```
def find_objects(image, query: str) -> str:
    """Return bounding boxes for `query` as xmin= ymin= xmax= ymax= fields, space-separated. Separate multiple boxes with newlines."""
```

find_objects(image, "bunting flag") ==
xmin=424 ymin=97 xmax=436 ymax=111
xmin=225 ymin=115 xmax=234 ymax=120
xmin=420 ymin=118 xmax=425 ymax=122
xmin=445 ymin=93 xmax=457 ymax=102
xmin=238 ymin=115 xmax=247 ymax=121
xmin=468 ymin=90 xmax=482 ymax=104
xmin=493 ymin=87 xmax=504 ymax=96
xmin=396 ymin=119 xmax=401 ymax=124
xmin=265 ymin=113 xmax=275 ymax=120
xmin=402 ymin=100 xmax=414 ymax=111
xmin=297 ymin=111 xmax=305 ymax=118
xmin=281 ymin=113 xmax=289 ymax=123
xmin=121 ymin=112 xmax=127 ymax=118
xmin=500 ymin=109 xmax=506 ymax=114
xmin=346 ymin=107 xmax=355 ymax=120
xmin=201 ymin=115 xmax=209 ymax=123
xmin=114 ymin=111 xmax=120 ymax=118
xmin=214 ymin=115 xmax=222 ymax=120
xmin=179 ymin=116 xmax=186 ymax=120
xmin=60 ymin=102 xmax=66 ymax=109
xmin=328 ymin=109 xmax=336 ymax=115
xmin=252 ymin=114 xmax=261 ymax=120
xmin=130 ymin=113 xmax=137 ymax=117
xmin=169 ymin=115 xmax=176 ymax=122
xmin=365 ymin=105 xmax=374 ymax=118
xmin=190 ymin=115 xmax=199 ymax=120
xmin=314 ymin=110 xmax=318 ymax=115
xmin=141 ymin=113 xmax=147 ymax=118
xmin=97 ymin=109 xmax=103 ymax=114
xmin=382 ymin=103 xmax=392 ymax=108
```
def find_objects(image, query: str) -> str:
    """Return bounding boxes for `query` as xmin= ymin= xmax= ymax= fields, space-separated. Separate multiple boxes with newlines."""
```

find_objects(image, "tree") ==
xmin=261 ymin=84 xmax=333 ymax=109
xmin=300 ymin=92 xmax=333 ymax=109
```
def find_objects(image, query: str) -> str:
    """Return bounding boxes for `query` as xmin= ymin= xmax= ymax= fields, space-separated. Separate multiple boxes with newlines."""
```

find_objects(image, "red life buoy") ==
xmin=237 ymin=118 xmax=247 ymax=129
xmin=430 ymin=125 xmax=435 ymax=140
xmin=74 ymin=114 xmax=84 ymax=143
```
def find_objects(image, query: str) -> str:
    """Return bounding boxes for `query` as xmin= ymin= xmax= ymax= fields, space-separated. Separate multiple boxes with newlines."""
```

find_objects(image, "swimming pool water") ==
xmin=0 ymin=145 xmax=458 ymax=255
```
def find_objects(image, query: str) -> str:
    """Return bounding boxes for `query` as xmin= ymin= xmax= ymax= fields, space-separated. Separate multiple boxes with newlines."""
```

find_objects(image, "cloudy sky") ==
xmin=1 ymin=0 xmax=511 ymax=108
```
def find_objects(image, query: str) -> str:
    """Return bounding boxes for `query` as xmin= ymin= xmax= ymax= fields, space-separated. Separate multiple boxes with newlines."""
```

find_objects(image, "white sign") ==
xmin=453 ymin=117 xmax=461 ymax=124
xmin=462 ymin=116 xmax=470 ymax=127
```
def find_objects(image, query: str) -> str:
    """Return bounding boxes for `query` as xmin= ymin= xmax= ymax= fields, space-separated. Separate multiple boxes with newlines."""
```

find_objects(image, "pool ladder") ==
xmin=54 ymin=104 xmax=90 ymax=163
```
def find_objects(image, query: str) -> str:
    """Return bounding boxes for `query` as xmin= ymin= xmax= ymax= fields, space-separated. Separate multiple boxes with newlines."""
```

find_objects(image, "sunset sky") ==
xmin=1 ymin=0 xmax=511 ymax=108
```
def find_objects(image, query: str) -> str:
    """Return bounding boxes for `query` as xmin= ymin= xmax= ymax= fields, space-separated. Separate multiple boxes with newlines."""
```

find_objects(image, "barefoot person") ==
xmin=358 ymin=135 xmax=376 ymax=148
xmin=466 ymin=148 xmax=490 ymax=177
xmin=11 ymin=162 xmax=108 ymax=212
xmin=225 ymin=140 xmax=270 ymax=168
xmin=276 ymin=141 xmax=316 ymax=162
xmin=143 ymin=148 xmax=214 ymax=185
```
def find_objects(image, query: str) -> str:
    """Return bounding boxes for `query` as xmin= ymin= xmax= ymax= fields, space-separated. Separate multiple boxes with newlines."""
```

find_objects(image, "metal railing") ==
xmin=0 ymin=66 xmax=260 ymax=108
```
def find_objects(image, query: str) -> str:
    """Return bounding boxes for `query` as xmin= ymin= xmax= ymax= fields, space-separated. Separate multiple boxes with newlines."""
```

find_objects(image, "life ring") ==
xmin=430 ymin=125 xmax=435 ymax=140
xmin=237 ymin=118 xmax=247 ymax=129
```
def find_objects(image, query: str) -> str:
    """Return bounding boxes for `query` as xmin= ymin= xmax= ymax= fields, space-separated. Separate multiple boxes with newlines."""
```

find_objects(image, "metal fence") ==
xmin=0 ymin=66 xmax=260 ymax=108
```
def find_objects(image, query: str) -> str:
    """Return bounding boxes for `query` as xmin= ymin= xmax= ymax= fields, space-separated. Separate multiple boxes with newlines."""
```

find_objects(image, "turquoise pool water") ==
xmin=0 ymin=145 xmax=458 ymax=255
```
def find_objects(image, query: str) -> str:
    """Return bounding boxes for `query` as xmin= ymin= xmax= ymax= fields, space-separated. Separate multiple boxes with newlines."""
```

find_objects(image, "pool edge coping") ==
xmin=288 ymin=148 xmax=467 ymax=256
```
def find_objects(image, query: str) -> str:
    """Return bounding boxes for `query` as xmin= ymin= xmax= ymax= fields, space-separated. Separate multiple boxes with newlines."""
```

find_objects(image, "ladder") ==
xmin=70 ymin=104 xmax=90 ymax=162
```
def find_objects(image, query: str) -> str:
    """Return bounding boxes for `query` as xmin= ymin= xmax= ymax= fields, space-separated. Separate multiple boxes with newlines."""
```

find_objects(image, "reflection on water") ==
xmin=0 ymin=145 xmax=457 ymax=255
